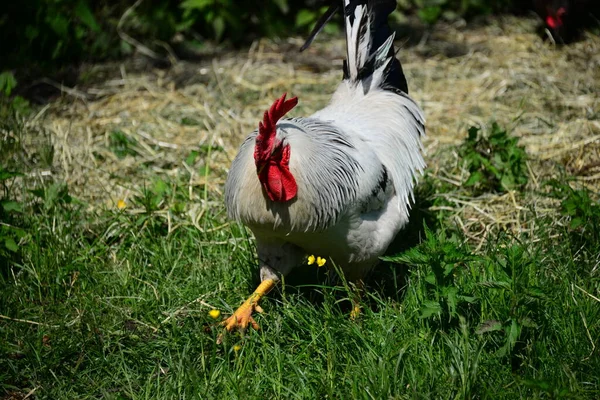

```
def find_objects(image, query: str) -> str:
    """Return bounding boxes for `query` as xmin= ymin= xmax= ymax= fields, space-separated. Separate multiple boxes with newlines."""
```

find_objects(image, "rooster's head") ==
xmin=546 ymin=6 xmax=567 ymax=30
xmin=254 ymin=93 xmax=299 ymax=202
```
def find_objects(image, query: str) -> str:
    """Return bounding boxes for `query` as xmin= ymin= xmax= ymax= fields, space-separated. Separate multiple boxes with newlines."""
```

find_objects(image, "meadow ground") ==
xmin=1 ymin=15 xmax=599 ymax=399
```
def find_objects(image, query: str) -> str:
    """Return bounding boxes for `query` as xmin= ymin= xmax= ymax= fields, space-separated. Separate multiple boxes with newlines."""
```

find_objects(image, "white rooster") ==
xmin=223 ymin=0 xmax=425 ymax=330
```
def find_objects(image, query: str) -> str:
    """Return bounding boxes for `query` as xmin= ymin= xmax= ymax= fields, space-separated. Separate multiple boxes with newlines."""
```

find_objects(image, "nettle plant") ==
xmin=385 ymin=226 xmax=481 ymax=327
xmin=0 ymin=168 xmax=25 ymax=258
xmin=459 ymin=122 xmax=528 ymax=195
xmin=0 ymin=72 xmax=27 ymax=259
xmin=475 ymin=242 xmax=547 ymax=359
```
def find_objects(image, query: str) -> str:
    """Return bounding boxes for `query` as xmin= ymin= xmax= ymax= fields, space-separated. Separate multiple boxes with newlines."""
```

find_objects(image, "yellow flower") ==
xmin=307 ymin=255 xmax=316 ymax=265
xmin=233 ymin=344 xmax=242 ymax=352
xmin=208 ymin=309 xmax=221 ymax=319
xmin=117 ymin=199 xmax=127 ymax=209
xmin=316 ymin=257 xmax=326 ymax=267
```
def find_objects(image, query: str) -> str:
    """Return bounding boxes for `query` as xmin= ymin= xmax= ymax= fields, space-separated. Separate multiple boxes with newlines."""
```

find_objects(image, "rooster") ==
xmin=223 ymin=0 xmax=425 ymax=330
xmin=534 ymin=0 xmax=600 ymax=43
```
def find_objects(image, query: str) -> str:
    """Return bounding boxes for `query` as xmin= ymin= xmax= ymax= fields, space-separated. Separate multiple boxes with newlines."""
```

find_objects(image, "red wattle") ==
xmin=260 ymin=162 xmax=297 ymax=202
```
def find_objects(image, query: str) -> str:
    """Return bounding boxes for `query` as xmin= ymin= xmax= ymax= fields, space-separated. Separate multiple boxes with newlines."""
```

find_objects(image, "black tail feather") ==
xmin=300 ymin=0 xmax=408 ymax=94
xmin=300 ymin=3 xmax=340 ymax=52
xmin=367 ymin=0 xmax=408 ymax=93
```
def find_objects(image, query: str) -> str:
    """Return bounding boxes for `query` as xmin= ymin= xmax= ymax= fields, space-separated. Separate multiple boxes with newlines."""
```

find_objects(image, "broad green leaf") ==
xmin=465 ymin=171 xmax=483 ymax=186
xmin=75 ymin=0 xmax=100 ymax=32
xmin=1 ymin=200 xmax=22 ymax=213
xmin=420 ymin=300 xmax=441 ymax=318
xmin=47 ymin=14 xmax=69 ymax=37
xmin=0 ymin=168 xmax=22 ymax=181
xmin=153 ymin=179 xmax=168 ymax=196
xmin=185 ymin=150 xmax=200 ymax=166
xmin=295 ymin=9 xmax=316 ymax=28
xmin=0 ymin=71 xmax=17 ymax=96
xmin=458 ymin=295 xmax=477 ymax=303
xmin=424 ymin=272 xmax=436 ymax=285
xmin=4 ymin=237 xmax=18 ymax=252
xmin=417 ymin=6 xmax=442 ymax=25
xmin=570 ymin=217 xmax=583 ymax=229
xmin=467 ymin=126 xmax=479 ymax=141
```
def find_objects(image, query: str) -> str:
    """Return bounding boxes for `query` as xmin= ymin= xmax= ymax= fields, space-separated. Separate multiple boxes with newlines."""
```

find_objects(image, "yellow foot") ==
xmin=221 ymin=278 xmax=276 ymax=332
xmin=350 ymin=304 xmax=362 ymax=321
xmin=223 ymin=301 xmax=260 ymax=331
xmin=349 ymin=279 xmax=364 ymax=321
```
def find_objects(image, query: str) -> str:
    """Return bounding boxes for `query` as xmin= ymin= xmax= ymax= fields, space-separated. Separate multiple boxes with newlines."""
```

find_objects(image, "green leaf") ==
xmin=47 ymin=14 xmax=69 ymax=38
xmin=420 ymin=300 xmax=442 ymax=318
xmin=520 ymin=317 xmax=538 ymax=329
xmin=180 ymin=0 xmax=213 ymax=11
xmin=273 ymin=0 xmax=289 ymax=14
xmin=0 ymin=71 xmax=17 ymax=96
xmin=442 ymin=262 xmax=456 ymax=277
xmin=444 ymin=286 xmax=458 ymax=316
xmin=152 ymin=179 xmax=168 ymax=196
xmin=424 ymin=272 xmax=436 ymax=285
xmin=198 ymin=165 xmax=210 ymax=176
xmin=1 ymin=200 xmax=22 ymax=213
xmin=465 ymin=171 xmax=483 ymax=187
xmin=4 ymin=237 xmax=18 ymax=252
xmin=10 ymin=96 xmax=30 ymax=114
xmin=110 ymin=130 xmax=139 ymax=159
xmin=0 ymin=168 xmax=22 ymax=181
xmin=504 ymin=319 xmax=520 ymax=354
xmin=295 ymin=9 xmax=316 ymax=28
xmin=212 ymin=16 xmax=225 ymax=41
xmin=41 ymin=183 xmax=72 ymax=210
xmin=467 ymin=126 xmax=479 ymax=141
xmin=75 ymin=0 xmax=100 ymax=32
xmin=417 ymin=6 xmax=442 ymax=25
xmin=570 ymin=217 xmax=583 ymax=229
xmin=458 ymin=295 xmax=477 ymax=303
xmin=185 ymin=150 xmax=200 ymax=166
xmin=500 ymin=174 xmax=515 ymax=191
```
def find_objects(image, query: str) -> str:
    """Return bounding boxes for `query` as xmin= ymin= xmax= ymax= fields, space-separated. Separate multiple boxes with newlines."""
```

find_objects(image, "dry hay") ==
xmin=17 ymin=15 xmax=600 ymax=243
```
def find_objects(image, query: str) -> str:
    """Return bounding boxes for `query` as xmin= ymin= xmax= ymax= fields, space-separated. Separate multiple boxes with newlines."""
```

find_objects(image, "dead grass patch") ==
xmin=15 ymin=15 xmax=600 ymax=242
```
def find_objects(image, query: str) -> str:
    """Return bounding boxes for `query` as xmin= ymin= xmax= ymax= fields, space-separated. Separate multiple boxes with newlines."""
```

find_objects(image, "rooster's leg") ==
xmin=350 ymin=279 xmax=365 ymax=320
xmin=223 ymin=278 xmax=277 ymax=331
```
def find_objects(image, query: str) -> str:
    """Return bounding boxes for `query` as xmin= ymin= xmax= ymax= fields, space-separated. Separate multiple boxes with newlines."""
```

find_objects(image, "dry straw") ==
xmin=19 ymin=15 xmax=600 ymax=243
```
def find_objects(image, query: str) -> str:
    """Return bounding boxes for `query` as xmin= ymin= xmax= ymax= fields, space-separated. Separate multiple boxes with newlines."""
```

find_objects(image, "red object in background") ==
xmin=546 ymin=6 xmax=567 ymax=29
xmin=534 ymin=0 xmax=600 ymax=43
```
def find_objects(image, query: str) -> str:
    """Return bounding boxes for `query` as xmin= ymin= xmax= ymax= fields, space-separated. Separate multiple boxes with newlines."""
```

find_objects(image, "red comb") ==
xmin=255 ymin=93 xmax=298 ymax=161
xmin=258 ymin=93 xmax=298 ymax=140
xmin=546 ymin=7 xmax=566 ymax=29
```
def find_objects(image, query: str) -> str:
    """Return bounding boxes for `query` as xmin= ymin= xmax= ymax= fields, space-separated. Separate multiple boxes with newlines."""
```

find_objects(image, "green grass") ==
xmin=1 ymin=116 xmax=599 ymax=399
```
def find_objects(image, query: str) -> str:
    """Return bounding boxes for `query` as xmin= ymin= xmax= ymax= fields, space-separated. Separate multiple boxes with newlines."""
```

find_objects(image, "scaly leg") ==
xmin=349 ymin=279 xmax=365 ymax=321
xmin=222 ymin=278 xmax=277 ymax=331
